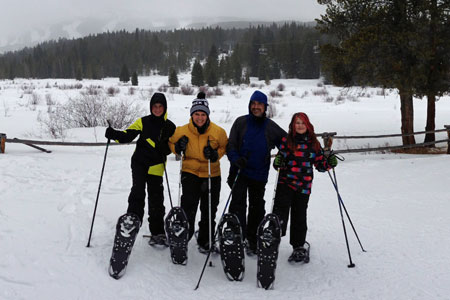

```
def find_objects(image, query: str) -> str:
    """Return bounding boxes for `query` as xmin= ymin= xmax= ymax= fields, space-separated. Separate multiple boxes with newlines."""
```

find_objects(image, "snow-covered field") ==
xmin=1 ymin=75 xmax=450 ymax=300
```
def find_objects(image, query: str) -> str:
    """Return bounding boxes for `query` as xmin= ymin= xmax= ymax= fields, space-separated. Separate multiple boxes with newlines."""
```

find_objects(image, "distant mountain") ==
xmin=0 ymin=17 xmax=316 ymax=54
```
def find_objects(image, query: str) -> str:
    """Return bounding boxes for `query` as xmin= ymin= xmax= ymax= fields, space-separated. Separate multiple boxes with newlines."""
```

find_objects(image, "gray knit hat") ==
xmin=190 ymin=92 xmax=210 ymax=116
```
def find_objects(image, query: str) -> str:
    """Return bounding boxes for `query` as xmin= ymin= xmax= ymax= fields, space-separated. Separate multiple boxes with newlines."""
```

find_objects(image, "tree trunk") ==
xmin=399 ymin=91 xmax=416 ymax=145
xmin=424 ymin=93 xmax=436 ymax=146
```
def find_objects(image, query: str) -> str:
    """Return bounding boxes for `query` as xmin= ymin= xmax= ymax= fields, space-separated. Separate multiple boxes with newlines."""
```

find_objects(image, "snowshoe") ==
xmin=148 ymin=234 xmax=169 ymax=247
xmin=108 ymin=213 xmax=141 ymax=279
xmin=164 ymin=207 xmax=189 ymax=265
xmin=218 ymin=213 xmax=245 ymax=281
xmin=288 ymin=242 xmax=310 ymax=263
xmin=256 ymin=213 xmax=281 ymax=290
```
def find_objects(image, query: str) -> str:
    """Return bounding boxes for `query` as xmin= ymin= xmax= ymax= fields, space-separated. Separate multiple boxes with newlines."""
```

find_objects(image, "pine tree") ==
xmin=168 ymin=67 xmax=179 ymax=87
xmin=230 ymin=48 xmax=242 ymax=85
xmin=204 ymin=44 xmax=219 ymax=87
xmin=316 ymin=0 xmax=442 ymax=146
xmin=131 ymin=71 xmax=138 ymax=86
xmin=75 ymin=63 xmax=83 ymax=81
xmin=191 ymin=60 xmax=204 ymax=86
xmin=119 ymin=64 xmax=130 ymax=83
xmin=244 ymin=70 xmax=250 ymax=85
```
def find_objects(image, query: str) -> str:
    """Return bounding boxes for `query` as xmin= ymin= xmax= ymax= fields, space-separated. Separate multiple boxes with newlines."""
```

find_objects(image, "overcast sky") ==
xmin=1 ymin=0 xmax=326 ymax=38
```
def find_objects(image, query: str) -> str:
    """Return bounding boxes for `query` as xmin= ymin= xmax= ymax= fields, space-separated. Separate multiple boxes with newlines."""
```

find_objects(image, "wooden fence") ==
xmin=1 ymin=126 xmax=450 ymax=155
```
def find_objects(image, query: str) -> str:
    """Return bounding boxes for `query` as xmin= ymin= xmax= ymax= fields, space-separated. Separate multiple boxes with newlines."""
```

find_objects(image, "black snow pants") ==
xmin=127 ymin=162 xmax=165 ymax=236
xmin=180 ymin=172 xmax=221 ymax=248
xmin=272 ymin=183 xmax=310 ymax=249
xmin=228 ymin=174 xmax=267 ymax=247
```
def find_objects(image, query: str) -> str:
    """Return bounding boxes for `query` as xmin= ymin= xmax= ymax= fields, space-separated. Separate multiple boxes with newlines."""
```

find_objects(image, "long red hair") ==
xmin=286 ymin=112 xmax=321 ymax=152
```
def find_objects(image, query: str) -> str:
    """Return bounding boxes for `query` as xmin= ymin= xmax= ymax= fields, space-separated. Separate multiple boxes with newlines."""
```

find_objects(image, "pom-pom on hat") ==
xmin=190 ymin=92 xmax=210 ymax=116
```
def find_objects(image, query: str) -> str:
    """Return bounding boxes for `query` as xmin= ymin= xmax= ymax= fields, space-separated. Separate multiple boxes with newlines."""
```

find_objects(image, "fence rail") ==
xmin=1 ymin=126 xmax=450 ymax=154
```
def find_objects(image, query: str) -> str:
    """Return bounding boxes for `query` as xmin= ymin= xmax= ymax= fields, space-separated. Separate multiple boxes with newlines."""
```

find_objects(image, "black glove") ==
xmin=160 ymin=123 xmax=175 ymax=140
xmin=273 ymin=154 xmax=286 ymax=170
xmin=203 ymin=145 xmax=219 ymax=162
xmin=175 ymin=135 xmax=189 ymax=155
xmin=233 ymin=157 xmax=247 ymax=170
xmin=105 ymin=127 xmax=118 ymax=140
xmin=328 ymin=154 xmax=338 ymax=168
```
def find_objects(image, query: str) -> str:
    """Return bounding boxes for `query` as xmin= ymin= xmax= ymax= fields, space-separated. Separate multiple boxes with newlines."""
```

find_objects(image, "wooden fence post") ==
xmin=1 ymin=133 xmax=6 ymax=154
xmin=445 ymin=125 xmax=450 ymax=154
xmin=321 ymin=132 xmax=337 ymax=151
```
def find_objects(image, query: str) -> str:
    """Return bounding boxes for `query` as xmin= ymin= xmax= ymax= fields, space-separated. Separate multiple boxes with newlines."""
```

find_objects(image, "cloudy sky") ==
xmin=1 ymin=0 xmax=326 ymax=38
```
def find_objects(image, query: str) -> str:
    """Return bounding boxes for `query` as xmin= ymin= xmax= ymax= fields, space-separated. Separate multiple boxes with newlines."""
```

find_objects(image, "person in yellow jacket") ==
xmin=169 ymin=92 xmax=228 ymax=253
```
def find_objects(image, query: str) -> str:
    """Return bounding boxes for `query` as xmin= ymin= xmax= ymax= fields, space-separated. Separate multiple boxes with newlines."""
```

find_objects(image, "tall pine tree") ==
xmin=204 ymin=44 xmax=219 ymax=87
xmin=169 ymin=67 xmax=179 ymax=87
xmin=316 ymin=0 xmax=443 ymax=145
xmin=119 ymin=64 xmax=130 ymax=83
xmin=131 ymin=71 xmax=138 ymax=86
xmin=191 ymin=60 xmax=204 ymax=86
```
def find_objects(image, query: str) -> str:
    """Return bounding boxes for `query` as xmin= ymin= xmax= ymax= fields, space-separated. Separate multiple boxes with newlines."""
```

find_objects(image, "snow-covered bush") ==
xmin=213 ymin=86 xmax=223 ymax=96
xmin=37 ymin=94 xmax=144 ymax=138
xmin=312 ymin=88 xmax=329 ymax=96
xmin=45 ymin=93 xmax=55 ymax=106
xmin=180 ymin=84 xmax=194 ymax=95
xmin=30 ymin=92 xmax=41 ymax=105
xmin=107 ymin=86 xmax=120 ymax=97
xmin=267 ymin=97 xmax=279 ymax=118
xmin=269 ymin=90 xmax=282 ymax=98
xmin=277 ymin=83 xmax=285 ymax=92
xmin=82 ymin=85 xmax=103 ymax=96
xmin=158 ymin=84 xmax=169 ymax=93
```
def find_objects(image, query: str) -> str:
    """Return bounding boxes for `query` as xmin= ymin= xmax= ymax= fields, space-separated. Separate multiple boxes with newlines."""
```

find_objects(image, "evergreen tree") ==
xmin=191 ymin=60 xmax=204 ymax=86
xmin=413 ymin=0 xmax=450 ymax=144
xmin=119 ymin=64 xmax=130 ymax=83
xmin=169 ymin=67 xmax=179 ymax=87
xmin=316 ymin=0 xmax=435 ymax=145
xmin=244 ymin=70 xmax=250 ymax=85
xmin=230 ymin=45 xmax=242 ymax=85
xmin=258 ymin=55 xmax=269 ymax=81
xmin=131 ymin=71 xmax=138 ymax=86
xmin=75 ymin=63 xmax=83 ymax=81
xmin=204 ymin=44 xmax=219 ymax=87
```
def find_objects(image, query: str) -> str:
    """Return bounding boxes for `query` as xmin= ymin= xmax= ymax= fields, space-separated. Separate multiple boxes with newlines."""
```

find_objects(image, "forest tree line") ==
xmin=0 ymin=23 xmax=324 ymax=82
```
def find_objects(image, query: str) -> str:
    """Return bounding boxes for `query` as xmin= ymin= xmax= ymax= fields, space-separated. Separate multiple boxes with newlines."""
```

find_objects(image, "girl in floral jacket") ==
xmin=273 ymin=112 xmax=337 ymax=262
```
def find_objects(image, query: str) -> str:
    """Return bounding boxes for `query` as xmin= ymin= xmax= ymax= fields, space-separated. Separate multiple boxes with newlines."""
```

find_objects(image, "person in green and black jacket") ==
xmin=105 ymin=92 xmax=176 ymax=246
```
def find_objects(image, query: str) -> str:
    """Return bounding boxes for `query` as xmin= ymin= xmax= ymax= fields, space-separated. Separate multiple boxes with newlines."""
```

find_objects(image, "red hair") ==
xmin=287 ymin=112 xmax=321 ymax=152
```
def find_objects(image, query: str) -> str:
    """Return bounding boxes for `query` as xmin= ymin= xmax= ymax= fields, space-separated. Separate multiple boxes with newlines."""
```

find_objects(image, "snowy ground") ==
xmin=1 ymin=76 xmax=450 ymax=300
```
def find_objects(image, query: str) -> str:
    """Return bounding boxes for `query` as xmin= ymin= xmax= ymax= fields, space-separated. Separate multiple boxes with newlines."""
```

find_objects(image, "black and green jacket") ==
xmin=110 ymin=113 xmax=176 ymax=176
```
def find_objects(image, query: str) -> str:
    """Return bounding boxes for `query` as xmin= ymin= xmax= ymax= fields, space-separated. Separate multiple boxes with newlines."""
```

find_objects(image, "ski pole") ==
xmin=328 ymin=168 xmax=366 ymax=252
xmin=177 ymin=153 xmax=184 ymax=206
xmin=327 ymin=169 xmax=355 ymax=268
xmin=87 ymin=123 xmax=111 ymax=247
xmin=163 ymin=160 xmax=174 ymax=209
xmin=271 ymin=168 xmax=281 ymax=212
xmin=194 ymin=169 xmax=241 ymax=290
xmin=208 ymin=158 xmax=213 ymax=257
xmin=207 ymin=139 xmax=213 ymax=256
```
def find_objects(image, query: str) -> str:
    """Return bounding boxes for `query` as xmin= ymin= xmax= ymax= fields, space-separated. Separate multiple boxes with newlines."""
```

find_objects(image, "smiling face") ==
xmin=294 ymin=117 xmax=307 ymax=134
xmin=250 ymin=101 xmax=265 ymax=117
xmin=192 ymin=111 xmax=207 ymax=127
xmin=151 ymin=103 xmax=164 ymax=117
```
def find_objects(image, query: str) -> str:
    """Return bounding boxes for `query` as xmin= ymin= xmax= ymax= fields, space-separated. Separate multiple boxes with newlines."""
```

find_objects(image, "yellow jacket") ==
xmin=169 ymin=119 xmax=228 ymax=178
